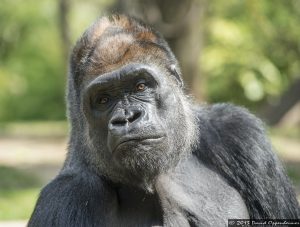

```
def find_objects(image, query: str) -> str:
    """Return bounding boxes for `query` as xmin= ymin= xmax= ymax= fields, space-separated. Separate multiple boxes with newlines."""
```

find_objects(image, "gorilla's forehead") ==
xmin=73 ymin=14 xmax=171 ymax=79
xmin=85 ymin=33 xmax=168 ymax=76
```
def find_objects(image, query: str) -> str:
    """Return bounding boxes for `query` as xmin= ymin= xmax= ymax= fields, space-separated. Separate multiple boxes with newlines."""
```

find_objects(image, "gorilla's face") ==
xmin=67 ymin=15 xmax=197 ymax=189
xmin=82 ymin=63 xmax=195 ymax=188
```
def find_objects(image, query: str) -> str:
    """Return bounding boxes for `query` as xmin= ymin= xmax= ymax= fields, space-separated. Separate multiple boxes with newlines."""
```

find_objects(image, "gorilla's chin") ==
xmin=112 ymin=138 xmax=171 ymax=188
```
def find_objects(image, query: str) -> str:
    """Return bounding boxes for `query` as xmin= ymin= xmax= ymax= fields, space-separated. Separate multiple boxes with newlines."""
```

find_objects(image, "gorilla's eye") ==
xmin=97 ymin=96 xmax=109 ymax=104
xmin=136 ymin=83 xmax=146 ymax=92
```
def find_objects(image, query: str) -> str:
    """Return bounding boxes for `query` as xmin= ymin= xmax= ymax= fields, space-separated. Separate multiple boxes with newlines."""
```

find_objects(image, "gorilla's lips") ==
xmin=112 ymin=135 xmax=166 ymax=153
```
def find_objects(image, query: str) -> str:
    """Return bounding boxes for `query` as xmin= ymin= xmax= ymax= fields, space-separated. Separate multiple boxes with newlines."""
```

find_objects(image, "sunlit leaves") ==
xmin=202 ymin=0 xmax=300 ymax=108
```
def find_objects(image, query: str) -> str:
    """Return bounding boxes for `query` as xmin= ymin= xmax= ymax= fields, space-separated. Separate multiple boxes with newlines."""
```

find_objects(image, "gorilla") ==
xmin=28 ymin=15 xmax=300 ymax=226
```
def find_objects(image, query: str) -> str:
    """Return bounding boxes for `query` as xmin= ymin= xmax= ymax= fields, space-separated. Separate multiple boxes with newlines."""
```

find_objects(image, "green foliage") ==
xmin=202 ymin=0 xmax=300 ymax=109
xmin=0 ymin=165 xmax=41 ymax=220
xmin=0 ymin=166 xmax=41 ymax=190
xmin=0 ymin=0 xmax=65 ymax=121
xmin=0 ymin=188 xmax=40 ymax=220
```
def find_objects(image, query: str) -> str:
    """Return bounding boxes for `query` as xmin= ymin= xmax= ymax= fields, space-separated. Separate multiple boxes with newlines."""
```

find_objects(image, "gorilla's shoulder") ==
xmin=192 ymin=105 xmax=300 ymax=219
xmin=38 ymin=169 xmax=106 ymax=203
xmin=194 ymin=103 xmax=269 ymax=152
xmin=195 ymin=103 xmax=266 ymax=136
xmin=29 ymin=169 xmax=116 ymax=226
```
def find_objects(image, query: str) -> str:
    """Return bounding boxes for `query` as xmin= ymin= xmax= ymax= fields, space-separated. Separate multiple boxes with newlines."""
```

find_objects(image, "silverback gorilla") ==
xmin=28 ymin=15 xmax=300 ymax=226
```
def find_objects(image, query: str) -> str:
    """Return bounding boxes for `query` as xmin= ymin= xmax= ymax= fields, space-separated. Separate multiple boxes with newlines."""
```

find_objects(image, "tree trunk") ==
xmin=259 ymin=78 xmax=300 ymax=125
xmin=58 ymin=0 xmax=71 ymax=62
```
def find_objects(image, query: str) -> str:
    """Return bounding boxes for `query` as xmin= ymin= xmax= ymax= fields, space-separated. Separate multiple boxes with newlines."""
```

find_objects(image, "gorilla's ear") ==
xmin=169 ymin=64 xmax=184 ymax=88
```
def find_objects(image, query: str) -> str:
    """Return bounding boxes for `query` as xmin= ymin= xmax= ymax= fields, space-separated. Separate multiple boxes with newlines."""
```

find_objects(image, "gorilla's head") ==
xmin=67 ymin=15 xmax=197 ymax=190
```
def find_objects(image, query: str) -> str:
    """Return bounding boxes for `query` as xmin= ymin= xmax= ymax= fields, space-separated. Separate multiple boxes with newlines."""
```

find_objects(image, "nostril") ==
xmin=111 ymin=118 xmax=127 ymax=126
xmin=128 ymin=111 xmax=142 ymax=123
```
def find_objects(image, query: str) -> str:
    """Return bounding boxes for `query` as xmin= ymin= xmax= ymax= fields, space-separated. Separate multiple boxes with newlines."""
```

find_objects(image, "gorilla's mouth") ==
xmin=113 ymin=136 xmax=166 ymax=153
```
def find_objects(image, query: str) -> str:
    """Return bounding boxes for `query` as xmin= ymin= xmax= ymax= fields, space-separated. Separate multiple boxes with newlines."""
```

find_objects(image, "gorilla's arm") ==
xmin=28 ymin=168 xmax=118 ymax=227
xmin=195 ymin=103 xmax=300 ymax=219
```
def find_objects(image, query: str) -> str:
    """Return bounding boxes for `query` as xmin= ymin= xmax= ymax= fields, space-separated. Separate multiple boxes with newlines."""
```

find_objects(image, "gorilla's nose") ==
xmin=109 ymin=108 xmax=143 ymax=131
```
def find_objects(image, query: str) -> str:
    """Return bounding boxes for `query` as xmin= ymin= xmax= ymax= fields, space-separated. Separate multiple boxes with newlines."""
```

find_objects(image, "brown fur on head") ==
xmin=70 ymin=14 xmax=179 ymax=86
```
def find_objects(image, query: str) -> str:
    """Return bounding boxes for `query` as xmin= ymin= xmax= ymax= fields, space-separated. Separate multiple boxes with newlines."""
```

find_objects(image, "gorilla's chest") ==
xmin=116 ymin=157 xmax=249 ymax=227
xmin=156 ymin=158 xmax=249 ymax=226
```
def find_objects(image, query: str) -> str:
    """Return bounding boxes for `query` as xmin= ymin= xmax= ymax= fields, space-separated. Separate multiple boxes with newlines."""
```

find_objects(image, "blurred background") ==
xmin=0 ymin=0 xmax=299 ymax=225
